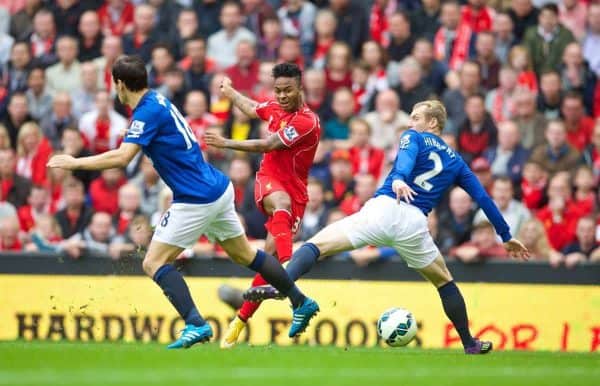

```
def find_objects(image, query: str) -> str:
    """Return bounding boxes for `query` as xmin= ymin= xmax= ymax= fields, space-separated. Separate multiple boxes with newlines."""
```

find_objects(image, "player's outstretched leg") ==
xmin=418 ymin=255 xmax=492 ymax=355
xmin=219 ymin=235 xmax=320 ymax=338
xmin=143 ymin=241 xmax=213 ymax=349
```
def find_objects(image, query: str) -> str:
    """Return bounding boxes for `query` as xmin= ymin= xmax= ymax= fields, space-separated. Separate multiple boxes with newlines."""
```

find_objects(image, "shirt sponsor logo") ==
xmin=127 ymin=120 xmax=145 ymax=138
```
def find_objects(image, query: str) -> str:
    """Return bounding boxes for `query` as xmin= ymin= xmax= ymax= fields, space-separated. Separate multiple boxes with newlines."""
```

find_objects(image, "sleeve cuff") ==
xmin=500 ymin=231 xmax=512 ymax=243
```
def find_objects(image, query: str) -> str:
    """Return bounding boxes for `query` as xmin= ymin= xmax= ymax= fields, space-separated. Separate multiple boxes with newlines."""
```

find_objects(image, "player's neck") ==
xmin=127 ymin=88 xmax=150 ymax=110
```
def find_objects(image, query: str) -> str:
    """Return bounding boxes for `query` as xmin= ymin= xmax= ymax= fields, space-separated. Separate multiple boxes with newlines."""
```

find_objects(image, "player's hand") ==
xmin=392 ymin=179 xmax=417 ymax=204
xmin=219 ymin=76 xmax=233 ymax=97
xmin=47 ymin=154 xmax=79 ymax=170
xmin=503 ymin=238 xmax=530 ymax=261
xmin=204 ymin=130 xmax=227 ymax=148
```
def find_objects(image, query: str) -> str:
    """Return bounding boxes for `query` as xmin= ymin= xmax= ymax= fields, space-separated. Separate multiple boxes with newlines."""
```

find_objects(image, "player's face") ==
xmin=409 ymin=107 xmax=434 ymax=133
xmin=274 ymin=76 xmax=302 ymax=112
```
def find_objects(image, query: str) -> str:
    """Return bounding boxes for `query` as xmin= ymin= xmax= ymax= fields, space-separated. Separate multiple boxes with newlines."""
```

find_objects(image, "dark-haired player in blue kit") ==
xmin=47 ymin=55 xmax=319 ymax=349
xmin=244 ymin=100 xmax=530 ymax=355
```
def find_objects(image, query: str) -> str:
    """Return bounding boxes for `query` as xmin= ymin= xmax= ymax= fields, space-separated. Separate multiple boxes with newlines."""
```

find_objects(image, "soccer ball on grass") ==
xmin=377 ymin=307 xmax=417 ymax=347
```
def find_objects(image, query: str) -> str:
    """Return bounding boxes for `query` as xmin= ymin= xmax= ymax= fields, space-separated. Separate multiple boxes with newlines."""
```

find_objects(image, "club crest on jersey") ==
xmin=127 ymin=120 xmax=145 ymax=138
xmin=399 ymin=135 xmax=410 ymax=150
xmin=283 ymin=125 xmax=299 ymax=141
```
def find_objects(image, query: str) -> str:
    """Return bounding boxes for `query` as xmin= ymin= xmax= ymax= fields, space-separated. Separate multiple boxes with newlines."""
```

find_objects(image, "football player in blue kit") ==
xmin=244 ymin=100 xmax=530 ymax=354
xmin=47 ymin=55 xmax=319 ymax=349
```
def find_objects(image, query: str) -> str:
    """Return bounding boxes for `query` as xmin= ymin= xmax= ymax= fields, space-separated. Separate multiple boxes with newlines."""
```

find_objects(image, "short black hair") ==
xmin=112 ymin=55 xmax=148 ymax=92
xmin=540 ymin=3 xmax=559 ymax=15
xmin=272 ymin=62 xmax=302 ymax=84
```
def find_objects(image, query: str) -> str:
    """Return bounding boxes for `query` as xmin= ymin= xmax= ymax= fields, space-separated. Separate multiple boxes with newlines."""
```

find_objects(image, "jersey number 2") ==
xmin=413 ymin=152 xmax=443 ymax=191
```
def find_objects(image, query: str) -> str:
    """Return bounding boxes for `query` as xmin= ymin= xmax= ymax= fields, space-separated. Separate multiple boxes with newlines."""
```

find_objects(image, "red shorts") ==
xmin=254 ymin=174 xmax=306 ymax=235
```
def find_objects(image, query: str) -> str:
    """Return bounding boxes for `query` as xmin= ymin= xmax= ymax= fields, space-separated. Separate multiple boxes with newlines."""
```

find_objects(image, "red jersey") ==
xmin=255 ymin=101 xmax=321 ymax=204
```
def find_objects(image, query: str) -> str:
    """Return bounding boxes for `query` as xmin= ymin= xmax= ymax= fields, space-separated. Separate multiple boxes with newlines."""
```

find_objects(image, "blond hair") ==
xmin=16 ymin=121 xmax=42 ymax=157
xmin=413 ymin=99 xmax=447 ymax=133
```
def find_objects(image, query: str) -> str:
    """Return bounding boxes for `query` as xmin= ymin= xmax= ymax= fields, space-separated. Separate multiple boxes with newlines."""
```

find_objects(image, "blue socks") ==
xmin=248 ymin=249 xmax=305 ymax=308
xmin=153 ymin=264 xmax=205 ymax=326
xmin=438 ymin=281 xmax=475 ymax=348
xmin=286 ymin=243 xmax=320 ymax=281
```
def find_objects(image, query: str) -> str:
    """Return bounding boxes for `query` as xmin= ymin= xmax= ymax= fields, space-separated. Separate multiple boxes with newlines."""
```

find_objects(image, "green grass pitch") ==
xmin=1 ymin=342 xmax=598 ymax=386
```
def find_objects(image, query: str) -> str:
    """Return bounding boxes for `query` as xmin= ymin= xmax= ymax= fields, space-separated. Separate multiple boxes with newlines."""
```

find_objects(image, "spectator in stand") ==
xmin=361 ymin=40 xmax=388 ymax=101
xmin=222 ymin=105 xmax=262 ymax=170
xmin=572 ymin=165 xmax=596 ymax=213
xmin=208 ymin=73 xmax=231 ymax=123
xmin=0 ymin=215 xmax=22 ymax=251
xmin=434 ymin=0 xmax=475 ymax=71
xmin=10 ymin=0 xmax=42 ymax=41
xmin=171 ymin=8 xmax=199 ymax=61
xmin=561 ymin=92 xmax=595 ymax=152
xmin=27 ymin=213 xmax=84 ymax=258
xmin=241 ymin=0 xmax=276 ymax=39
xmin=530 ymin=119 xmax=581 ymax=175
xmin=0 ymin=24 xmax=14 ymax=67
xmin=299 ymin=178 xmax=329 ymax=242
xmin=89 ymin=168 xmax=126 ymax=216
xmin=148 ymin=43 xmax=174 ymax=89
xmin=508 ymin=0 xmax=539 ymax=43
xmin=227 ymin=156 xmax=266 ymax=240
xmin=148 ymin=0 xmax=179 ymax=41
xmin=303 ymin=67 xmax=332 ymax=121
xmin=385 ymin=11 xmax=415 ymax=63
xmin=17 ymin=184 xmax=49 ymax=232
xmin=40 ymin=92 xmax=77 ymax=149
xmin=257 ymin=17 xmax=282 ymax=62
xmin=339 ymin=173 xmax=377 ymax=216
xmin=394 ymin=56 xmax=434 ymax=113
xmin=475 ymin=31 xmax=501 ymax=91
xmin=184 ymin=90 xmax=218 ymax=146
xmin=437 ymin=186 xmax=475 ymax=255
xmin=0 ymin=147 xmax=31 ymax=208
xmin=324 ymin=87 xmax=355 ymax=143
xmin=583 ymin=4 xmax=600 ymax=79
xmin=277 ymin=35 xmax=304 ymax=69
xmin=121 ymin=3 xmax=159 ymax=64
xmin=225 ymin=40 xmax=259 ymax=96
xmin=109 ymin=214 xmax=153 ymax=259
xmin=474 ymin=176 xmax=530 ymax=238
xmin=484 ymin=120 xmax=529 ymax=184
xmin=523 ymin=3 xmax=574 ymax=75
xmin=207 ymin=1 xmax=256 ymax=70
xmin=560 ymin=216 xmax=599 ymax=269
xmin=2 ymin=41 xmax=31 ymax=95
xmin=368 ymin=0 xmax=394 ymax=47
xmin=77 ymin=10 xmax=102 ymax=62
xmin=329 ymin=0 xmax=368 ymax=58
xmin=29 ymin=8 xmax=57 ymax=67
xmin=54 ymin=177 xmax=92 ymax=238
xmin=157 ymin=67 xmax=188 ymax=112
xmin=507 ymin=45 xmax=537 ymax=92
xmin=364 ymin=89 xmax=409 ymax=151
xmin=537 ymin=70 xmax=563 ymax=120
xmin=15 ymin=121 xmax=52 ymax=186
xmin=129 ymin=155 xmax=166 ymax=218
xmin=60 ymin=126 xmax=97 ymax=190
xmin=113 ymin=183 xmax=141 ymax=235
xmin=461 ymin=0 xmax=494 ymax=33
xmin=194 ymin=0 xmax=224 ymax=38
xmin=325 ymin=41 xmax=353 ymax=91
xmin=79 ymin=90 xmax=127 ymax=155
xmin=410 ymin=0 xmax=441 ymax=42
xmin=98 ymin=0 xmax=134 ymax=37
xmin=348 ymin=118 xmax=384 ymax=180
xmin=520 ymin=160 xmax=548 ymax=210
xmin=2 ymin=93 xmax=32 ymax=150
xmin=24 ymin=66 xmax=52 ymax=122
xmin=324 ymin=149 xmax=354 ymax=208
xmin=559 ymin=43 xmax=599 ymax=117
xmin=0 ymin=124 xmax=10 ymax=150
xmin=277 ymin=0 xmax=316 ymax=62
xmin=512 ymin=88 xmax=546 ymax=150
xmin=71 ymin=211 xmax=116 ymax=256
xmin=493 ymin=11 xmax=517 ymax=65
xmin=180 ymin=35 xmax=213 ymax=93
xmin=558 ymin=0 xmax=587 ymax=41
xmin=517 ymin=218 xmax=563 ymax=263
xmin=485 ymin=66 xmax=518 ymax=123
xmin=310 ymin=8 xmax=337 ymax=69
xmin=411 ymin=38 xmax=448 ymax=96
xmin=582 ymin=121 xmax=600 ymax=185
xmin=471 ymin=156 xmax=495 ymax=192
xmin=93 ymin=35 xmax=122 ymax=93
xmin=71 ymin=61 xmax=101 ymax=120
xmin=451 ymin=220 xmax=508 ymax=263
xmin=442 ymin=60 xmax=481 ymax=134
xmin=45 ymin=35 xmax=81 ymax=94
xmin=351 ymin=61 xmax=371 ymax=114
xmin=253 ymin=61 xmax=275 ymax=102
xmin=457 ymin=93 xmax=498 ymax=164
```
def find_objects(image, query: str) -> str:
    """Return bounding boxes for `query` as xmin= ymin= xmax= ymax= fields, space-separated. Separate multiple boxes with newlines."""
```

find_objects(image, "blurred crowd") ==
xmin=1 ymin=0 xmax=600 ymax=269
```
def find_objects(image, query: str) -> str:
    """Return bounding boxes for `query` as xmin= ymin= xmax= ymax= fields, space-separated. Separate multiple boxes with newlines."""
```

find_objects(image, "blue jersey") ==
xmin=375 ymin=129 xmax=511 ymax=242
xmin=124 ymin=90 xmax=229 ymax=204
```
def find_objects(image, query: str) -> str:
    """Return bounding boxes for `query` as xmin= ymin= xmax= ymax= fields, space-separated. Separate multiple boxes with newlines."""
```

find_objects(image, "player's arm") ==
xmin=389 ymin=132 xmax=419 ymax=203
xmin=220 ymin=76 xmax=259 ymax=119
xmin=47 ymin=142 xmax=141 ymax=171
xmin=457 ymin=165 xmax=530 ymax=260
xmin=204 ymin=130 xmax=285 ymax=153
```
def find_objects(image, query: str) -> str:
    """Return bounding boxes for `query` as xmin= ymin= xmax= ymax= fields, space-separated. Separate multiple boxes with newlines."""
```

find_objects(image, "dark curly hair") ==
xmin=272 ymin=62 xmax=302 ymax=85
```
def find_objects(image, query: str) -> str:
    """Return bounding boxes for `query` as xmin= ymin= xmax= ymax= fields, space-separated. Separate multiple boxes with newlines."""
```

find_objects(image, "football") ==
xmin=377 ymin=307 xmax=418 ymax=347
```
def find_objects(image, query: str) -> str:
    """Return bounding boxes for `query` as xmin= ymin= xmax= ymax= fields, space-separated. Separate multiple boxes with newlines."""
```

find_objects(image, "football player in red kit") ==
xmin=204 ymin=63 xmax=321 ymax=348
